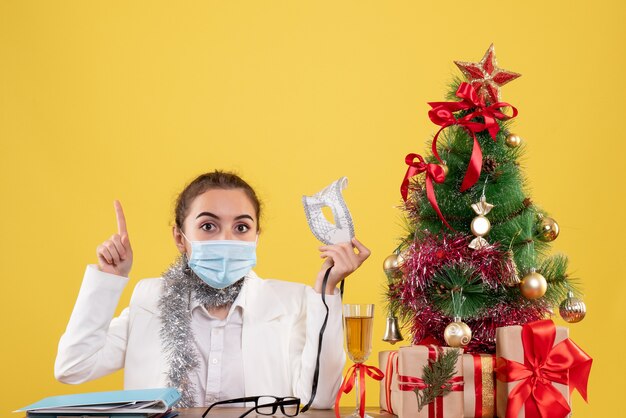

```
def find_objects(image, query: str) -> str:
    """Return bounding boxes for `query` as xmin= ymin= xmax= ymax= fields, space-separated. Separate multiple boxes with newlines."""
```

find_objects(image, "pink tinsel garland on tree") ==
xmin=389 ymin=233 xmax=551 ymax=353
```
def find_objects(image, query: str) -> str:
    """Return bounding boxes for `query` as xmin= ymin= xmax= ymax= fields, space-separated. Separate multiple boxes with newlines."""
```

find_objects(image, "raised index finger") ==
xmin=114 ymin=200 xmax=128 ymax=236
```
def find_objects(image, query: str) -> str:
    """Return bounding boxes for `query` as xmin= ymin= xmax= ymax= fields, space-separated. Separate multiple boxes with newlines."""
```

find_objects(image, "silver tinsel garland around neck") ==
xmin=158 ymin=254 xmax=244 ymax=407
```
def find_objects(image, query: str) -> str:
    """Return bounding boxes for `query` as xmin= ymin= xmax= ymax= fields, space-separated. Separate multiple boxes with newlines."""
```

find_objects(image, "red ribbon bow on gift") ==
xmin=400 ymin=153 xmax=451 ymax=229
xmin=495 ymin=319 xmax=593 ymax=418
xmin=334 ymin=363 xmax=384 ymax=418
xmin=428 ymin=82 xmax=518 ymax=192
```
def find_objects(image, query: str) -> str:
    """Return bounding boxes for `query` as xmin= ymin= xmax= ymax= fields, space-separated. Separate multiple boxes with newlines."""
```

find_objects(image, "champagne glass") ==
xmin=343 ymin=304 xmax=374 ymax=418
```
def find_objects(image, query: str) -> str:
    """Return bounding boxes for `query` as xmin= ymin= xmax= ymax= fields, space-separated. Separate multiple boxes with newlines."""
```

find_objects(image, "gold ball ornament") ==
xmin=470 ymin=215 xmax=491 ymax=237
xmin=397 ymin=250 xmax=407 ymax=265
xmin=505 ymin=133 xmax=522 ymax=148
xmin=559 ymin=291 xmax=587 ymax=323
xmin=383 ymin=254 xmax=400 ymax=276
xmin=439 ymin=163 xmax=449 ymax=177
xmin=443 ymin=320 xmax=472 ymax=347
xmin=537 ymin=216 xmax=560 ymax=242
xmin=519 ymin=270 xmax=547 ymax=299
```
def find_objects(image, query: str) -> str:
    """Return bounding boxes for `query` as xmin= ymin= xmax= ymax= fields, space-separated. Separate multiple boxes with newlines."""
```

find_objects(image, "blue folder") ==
xmin=15 ymin=388 xmax=181 ymax=415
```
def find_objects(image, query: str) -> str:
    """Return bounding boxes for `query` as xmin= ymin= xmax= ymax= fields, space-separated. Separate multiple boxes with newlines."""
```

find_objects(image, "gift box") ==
xmin=495 ymin=319 xmax=592 ymax=418
xmin=379 ymin=350 xmax=401 ymax=415
xmin=396 ymin=345 xmax=464 ymax=418
xmin=462 ymin=353 xmax=496 ymax=418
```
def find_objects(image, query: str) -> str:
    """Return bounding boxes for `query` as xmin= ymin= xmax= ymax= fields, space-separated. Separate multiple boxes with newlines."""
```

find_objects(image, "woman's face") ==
xmin=173 ymin=188 xmax=258 ymax=255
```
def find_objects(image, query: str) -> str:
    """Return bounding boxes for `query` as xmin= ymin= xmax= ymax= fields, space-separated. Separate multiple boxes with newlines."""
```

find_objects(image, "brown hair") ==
xmin=174 ymin=170 xmax=262 ymax=231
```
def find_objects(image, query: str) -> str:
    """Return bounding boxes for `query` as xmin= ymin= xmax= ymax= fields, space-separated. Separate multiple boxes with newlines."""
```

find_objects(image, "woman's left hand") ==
xmin=315 ymin=237 xmax=371 ymax=294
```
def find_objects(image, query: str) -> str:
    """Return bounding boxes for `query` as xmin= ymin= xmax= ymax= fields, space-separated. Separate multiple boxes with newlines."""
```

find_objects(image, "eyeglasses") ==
xmin=202 ymin=396 xmax=301 ymax=418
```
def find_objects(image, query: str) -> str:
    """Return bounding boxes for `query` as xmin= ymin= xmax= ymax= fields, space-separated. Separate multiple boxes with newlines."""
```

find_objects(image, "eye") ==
xmin=200 ymin=223 xmax=216 ymax=232
xmin=235 ymin=224 xmax=250 ymax=233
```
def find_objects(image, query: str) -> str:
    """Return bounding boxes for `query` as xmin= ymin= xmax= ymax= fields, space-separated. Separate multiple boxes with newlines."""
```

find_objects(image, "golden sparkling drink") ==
xmin=344 ymin=316 xmax=374 ymax=363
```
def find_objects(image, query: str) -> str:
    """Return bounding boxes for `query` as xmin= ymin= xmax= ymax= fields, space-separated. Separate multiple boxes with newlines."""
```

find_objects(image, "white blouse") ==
xmin=54 ymin=265 xmax=346 ymax=409
xmin=189 ymin=296 xmax=246 ymax=406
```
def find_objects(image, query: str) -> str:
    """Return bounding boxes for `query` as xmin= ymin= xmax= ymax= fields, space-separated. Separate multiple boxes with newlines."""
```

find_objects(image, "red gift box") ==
xmin=396 ymin=345 xmax=464 ymax=418
xmin=462 ymin=353 xmax=496 ymax=418
xmin=495 ymin=319 xmax=592 ymax=418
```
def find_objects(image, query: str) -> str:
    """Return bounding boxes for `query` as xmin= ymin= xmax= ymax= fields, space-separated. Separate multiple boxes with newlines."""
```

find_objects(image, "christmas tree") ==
xmin=384 ymin=44 xmax=587 ymax=353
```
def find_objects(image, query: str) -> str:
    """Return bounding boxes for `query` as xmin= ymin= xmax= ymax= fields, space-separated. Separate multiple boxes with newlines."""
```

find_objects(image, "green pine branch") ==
xmin=428 ymin=264 xmax=488 ymax=318
xmin=414 ymin=348 xmax=461 ymax=411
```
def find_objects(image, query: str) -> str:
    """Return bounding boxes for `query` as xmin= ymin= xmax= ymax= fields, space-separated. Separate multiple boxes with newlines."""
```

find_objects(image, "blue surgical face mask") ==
xmin=180 ymin=231 xmax=258 ymax=289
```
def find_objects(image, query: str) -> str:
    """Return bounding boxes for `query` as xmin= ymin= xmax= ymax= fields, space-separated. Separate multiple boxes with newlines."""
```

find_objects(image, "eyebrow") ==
xmin=195 ymin=212 xmax=255 ymax=222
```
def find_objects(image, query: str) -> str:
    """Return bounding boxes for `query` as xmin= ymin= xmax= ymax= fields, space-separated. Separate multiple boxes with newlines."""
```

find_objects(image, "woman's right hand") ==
xmin=96 ymin=200 xmax=133 ymax=277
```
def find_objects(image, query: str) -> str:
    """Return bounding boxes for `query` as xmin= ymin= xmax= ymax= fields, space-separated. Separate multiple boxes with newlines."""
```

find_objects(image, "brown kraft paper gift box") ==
xmin=379 ymin=350 xmax=402 ymax=415
xmin=463 ymin=354 xmax=496 ymax=418
xmin=495 ymin=324 xmax=570 ymax=418
xmin=462 ymin=353 xmax=496 ymax=418
xmin=396 ymin=345 xmax=464 ymax=418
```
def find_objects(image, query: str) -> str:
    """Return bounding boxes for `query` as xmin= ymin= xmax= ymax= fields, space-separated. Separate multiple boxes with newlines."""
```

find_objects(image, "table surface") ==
xmin=176 ymin=407 xmax=396 ymax=417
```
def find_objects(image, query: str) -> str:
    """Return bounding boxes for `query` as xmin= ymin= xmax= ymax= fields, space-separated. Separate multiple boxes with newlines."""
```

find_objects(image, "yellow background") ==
xmin=1 ymin=1 xmax=624 ymax=416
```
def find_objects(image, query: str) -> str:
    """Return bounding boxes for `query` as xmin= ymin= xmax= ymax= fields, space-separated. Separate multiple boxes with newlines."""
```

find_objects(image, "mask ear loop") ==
xmin=178 ymin=229 xmax=193 ymax=275
xmin=177 ymin=230 xmax=194 ymax=309
xmin=182 ymin=252 xmax=192 ymax=275
xmin=300 ymin=268 xmax=344 ymax=413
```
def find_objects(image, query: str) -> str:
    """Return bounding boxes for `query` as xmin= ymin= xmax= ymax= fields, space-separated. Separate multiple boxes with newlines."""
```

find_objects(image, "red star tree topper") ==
xmin=454 ymin=44 xmax=521 ymax=104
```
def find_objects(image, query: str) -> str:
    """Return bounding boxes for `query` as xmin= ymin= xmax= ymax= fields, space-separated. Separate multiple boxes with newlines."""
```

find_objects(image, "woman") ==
xmin=54 ymin=171 xmax=370 ymax=408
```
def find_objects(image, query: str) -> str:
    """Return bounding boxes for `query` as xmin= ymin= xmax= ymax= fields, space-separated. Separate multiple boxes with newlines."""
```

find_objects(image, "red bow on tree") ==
xmin=495 ymin=320 xmax=593 ymax=418
xmin=428 ymin=82 xmax=518 ymax=192
xmin=400 ymin=153 xmax=451 ymax=229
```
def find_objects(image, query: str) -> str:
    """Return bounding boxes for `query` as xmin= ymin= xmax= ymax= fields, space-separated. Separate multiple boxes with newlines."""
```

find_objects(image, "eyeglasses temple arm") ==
xmin=203 ymin=397 xmax=259 ymax=418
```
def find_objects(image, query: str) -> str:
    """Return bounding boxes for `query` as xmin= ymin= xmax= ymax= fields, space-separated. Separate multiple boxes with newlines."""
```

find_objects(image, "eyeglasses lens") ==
xmin=281 ymin=397 xmax=300 ymax=417
xmin=256 ymin=396 xmax=278 ymax=415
